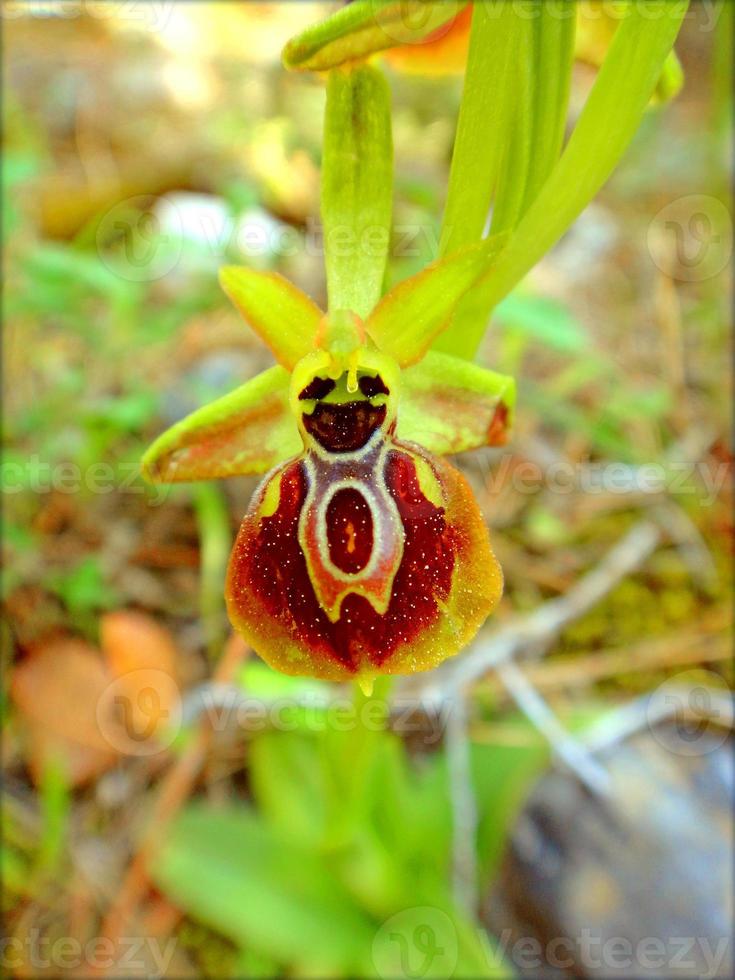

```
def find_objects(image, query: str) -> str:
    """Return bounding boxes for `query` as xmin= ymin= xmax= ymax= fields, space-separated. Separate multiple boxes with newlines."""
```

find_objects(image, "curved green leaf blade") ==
xmin=283 ymin=0 xmax=467 ymax=72
xmin=219 ymin=267 xmax=323 ymax=369
xmin=486 ymin=9 xmax=576 ymax=233
xmin=151 ymin=804 xmax=375 ymax=974
xmin=322 ymin=63 xmax=392 ymax=318
xmin=141 ymin=366 xmax=300 ymax=483
xmin=445 ymin=0 xmax=689 ymax=357
xmin=366 ymin=234 xmax=506 ymax=366
xmin=397 ymin=350 xmax=515 ymax=453
xmin=439 ymin=3 xmax=519 ymax=258
xmin=521 ymin=9 xmax=576 ymax=214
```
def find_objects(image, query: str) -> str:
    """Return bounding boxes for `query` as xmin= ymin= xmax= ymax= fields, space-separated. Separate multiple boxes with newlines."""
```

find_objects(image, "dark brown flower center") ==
xmin=302 ymin=401 xmax=386 ymax=452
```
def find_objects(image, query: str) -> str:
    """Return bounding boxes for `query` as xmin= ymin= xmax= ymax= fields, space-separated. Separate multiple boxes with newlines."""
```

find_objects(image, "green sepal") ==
xmin=396 ymin=351 xmax=515 ymax=454
xmin=365 ymin=233 xmax=507 ymax=366
xmin=141 ymin=366 xmax=301 ymax=483
xmin=219 ymin=267 xmax=323 ymax=370
xmin=322 ymin=63 xmax=392 ymax=319
xmin=283 ymin=0 xmax=467 ymax=72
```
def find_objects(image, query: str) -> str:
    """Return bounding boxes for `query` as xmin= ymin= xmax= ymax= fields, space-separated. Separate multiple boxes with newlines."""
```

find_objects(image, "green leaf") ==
xmin=495 ymin=293 xmax=587 ymax=353
xmin=151 ymin=804 xmax=375 ymax=974
xmin=439 ymin=3 xmax=519 ymax=257
xmin=488 ymin=17 xmax=534 ymax=236
xmin=521 ymin=8 xmax=576 ymax=212
xmin=47 ymin=556 xmax=119 ymax=617
xmin=437 ymin=6 xmax=575 ymax=360
xmin=283 ymin=0 xmax=467 ymax=72
xmin=322 ymin=63 xmax=393 ymax=318
xmin=397 ymin=350 xmax=515 ymax=453
xmin=453 ymin=0 xmax=689 ymax=356
xmin=141 ymin=365 xmax=300 ymax=483
xmin=366 ymin=235 xmax=507 ymax=365
xmin=37 ymin=756 xmax=71 ymax=874
xmin=193 ymin=483 xmax=231 ymax=657
xmin=249 ymin=731 xmax=327 ymax=847
xmin=470 ymin=729 xmax=548 ymax=885
xmin=576 ymin=5 xmax=684 ymax=107
xmin=219 ymin=267 xmax=322 ymax=369
xmin=366 ymin=735 xmax=453 ymax=881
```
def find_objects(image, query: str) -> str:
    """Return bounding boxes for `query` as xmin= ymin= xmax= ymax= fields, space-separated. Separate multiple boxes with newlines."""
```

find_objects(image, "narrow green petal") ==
xmin=365 ymin=234 xmax=506 ymax=366
xmin=219 ymin=267 xmax=323 ymax=370
xmin=283 ymin=0 xmax=467 ymax=72
xmin=322 ymin=63 xmax=392 ymax=319
xmin=396 ymin=350 xmax=515 ymax=454
xmin=142 ymin=366 xmax=301 ymax=483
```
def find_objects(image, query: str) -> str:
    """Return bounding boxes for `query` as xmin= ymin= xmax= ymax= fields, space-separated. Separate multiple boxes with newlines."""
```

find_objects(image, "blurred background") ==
xmin=2 ymin=3 xmax=733 ymax=978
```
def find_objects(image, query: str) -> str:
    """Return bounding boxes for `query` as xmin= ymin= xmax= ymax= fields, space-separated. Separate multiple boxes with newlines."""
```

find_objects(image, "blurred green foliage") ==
xmin=152 ymin=693 xmax=548 ymax=977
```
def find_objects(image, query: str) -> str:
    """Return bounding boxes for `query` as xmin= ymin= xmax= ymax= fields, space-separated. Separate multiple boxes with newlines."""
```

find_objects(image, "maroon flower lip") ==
xmin=302 ymin=401 xmax=387 ymax=452
xmin=228 ymin=449 xmax=455 ymax=673
xmin=226 ymin=439 xmax=502 ymax=682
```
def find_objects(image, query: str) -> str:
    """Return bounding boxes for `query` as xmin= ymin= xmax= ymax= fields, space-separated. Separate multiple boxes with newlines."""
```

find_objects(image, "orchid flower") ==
xmin=144 ymin=0 xmax=687 ymax=691
xmin=143 ymin=62 xmax=514 ymax=692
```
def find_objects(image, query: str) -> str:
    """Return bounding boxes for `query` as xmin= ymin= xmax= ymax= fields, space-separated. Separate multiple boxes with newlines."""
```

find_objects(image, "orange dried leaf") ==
xmin=11 ymin=639 xmax=118 ymax=786
xmin=100 ymin=611 xmax=181 ymax=744
xmin=101 ymin=610 xmax=178 ymax=679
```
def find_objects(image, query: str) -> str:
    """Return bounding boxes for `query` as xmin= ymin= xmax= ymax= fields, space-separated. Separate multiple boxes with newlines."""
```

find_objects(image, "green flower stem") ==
xmin=193 ymin=483 xmax=231 ymax=659
xmin=322 ymin=63 xmax=393 ymax=318
xmin=321 ymin=677 xmax=393 ymax=849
